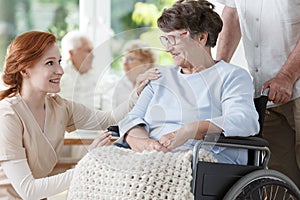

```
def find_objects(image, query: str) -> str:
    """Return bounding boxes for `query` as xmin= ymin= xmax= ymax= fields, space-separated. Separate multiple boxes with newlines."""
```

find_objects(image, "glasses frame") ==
xmin=159 ymin=31 xmax=188 ymax=47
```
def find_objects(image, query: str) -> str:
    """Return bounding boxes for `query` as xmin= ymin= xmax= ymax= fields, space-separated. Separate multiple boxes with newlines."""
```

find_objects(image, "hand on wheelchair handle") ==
xmin=262 ymin=74 xmax=293 ymax=104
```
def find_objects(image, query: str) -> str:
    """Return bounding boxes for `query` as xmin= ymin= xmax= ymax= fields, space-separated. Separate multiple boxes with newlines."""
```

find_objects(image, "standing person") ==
xmin=0 ymin=31 xmax=156 ymax=199
xmin=216 ymin=0 xmax=300 ymax=187
xmin=116 ymin=0 xmax=259 ymax=165
xmin=112 ymin=39 xmax=157 ymax=108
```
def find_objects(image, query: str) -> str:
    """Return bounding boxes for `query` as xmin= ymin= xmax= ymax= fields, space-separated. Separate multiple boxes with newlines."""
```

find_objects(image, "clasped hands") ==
xmin=125 ymin=133 xmax=176 ymax=153
xmin=125 ymin=125 xmax=200 ymax=153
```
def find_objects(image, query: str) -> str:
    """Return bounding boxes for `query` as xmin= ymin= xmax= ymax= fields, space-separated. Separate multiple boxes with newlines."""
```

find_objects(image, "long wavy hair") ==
xmin=0 ymin=31 xmax=56 ymax=100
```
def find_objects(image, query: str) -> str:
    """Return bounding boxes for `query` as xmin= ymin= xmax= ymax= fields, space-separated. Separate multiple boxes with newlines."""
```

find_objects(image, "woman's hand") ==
xmin=88 ymin=131 xmax=111 ymax=151
xmin=125 ymin=126 xmax=169 ymax=152
xmin=159 ymin=121 xmax=219 ymax=150
xmin=159 ymin=123 xmax=201 ymax=150
xmin=159 ymin=129 xmax=191 ymax=150
xmin=135 ymin=68 xmax=160 ymax=96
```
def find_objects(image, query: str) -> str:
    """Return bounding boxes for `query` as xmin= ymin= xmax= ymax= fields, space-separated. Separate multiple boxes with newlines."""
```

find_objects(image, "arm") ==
xmin=159 ymin=121 xmax=222 ymax=149
xmin=263 ymin=38 xmax=300 ymax=104
xmin=118 ymin=82 xmax=167 ymax=152
xmin=125 ymin=126 xmax=168 ymax=152
xmin=216 ymin=6 xmax=241 ymax=62
xmin=109 ymin=68 xmax=161 ymax=123
xmin=67 ymin=68 xmax=161 ymax=131
xmin=2 ymin=159 xmax=73 ymax=200
xmin=160 ymin=67 xmax=259 ymax=150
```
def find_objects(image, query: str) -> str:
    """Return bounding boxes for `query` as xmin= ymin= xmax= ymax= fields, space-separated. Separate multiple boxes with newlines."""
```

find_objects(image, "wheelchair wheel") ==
xmin=223 ymin=169 xmax=300 ymax=200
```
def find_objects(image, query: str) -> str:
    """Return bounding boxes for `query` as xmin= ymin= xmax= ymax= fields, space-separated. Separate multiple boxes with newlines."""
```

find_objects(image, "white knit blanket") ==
xmin=67 ymin=146 xmax=216 ymax=200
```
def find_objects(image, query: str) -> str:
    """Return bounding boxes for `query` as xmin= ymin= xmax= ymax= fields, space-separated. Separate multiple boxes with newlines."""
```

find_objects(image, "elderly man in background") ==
xmin=59 ymin=30 xmax=98 ymax=108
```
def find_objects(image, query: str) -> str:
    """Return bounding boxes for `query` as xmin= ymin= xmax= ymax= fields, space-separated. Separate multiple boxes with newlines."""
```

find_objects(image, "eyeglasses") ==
xmin=159 ymin=31 xmax=188 ymax=47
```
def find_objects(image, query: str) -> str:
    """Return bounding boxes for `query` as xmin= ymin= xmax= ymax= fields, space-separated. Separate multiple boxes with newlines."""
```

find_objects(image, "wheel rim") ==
xmin=236 ymin=178 xmax=299 ymax=200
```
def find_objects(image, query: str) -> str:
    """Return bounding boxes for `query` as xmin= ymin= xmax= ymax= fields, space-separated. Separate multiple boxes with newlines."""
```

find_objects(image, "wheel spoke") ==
xmin=223 ymin=170 xmax=300 ymax=200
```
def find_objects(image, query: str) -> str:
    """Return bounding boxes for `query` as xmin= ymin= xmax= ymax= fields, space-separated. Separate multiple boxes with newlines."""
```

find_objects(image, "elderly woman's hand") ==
xmin=135 ymin=68 xmax=160 ymax=96
xmin=125 ymin=126 xmax=169 ymax=152
xmin=159 ymin=121 xmax=223 ymax=150
xmin=88 ymin=131 xmax=111 ymax=151
xmin=159 ymin=129 xmax=191 ymax=150
xmin=159 ymin=122 xmax=202 ymax=150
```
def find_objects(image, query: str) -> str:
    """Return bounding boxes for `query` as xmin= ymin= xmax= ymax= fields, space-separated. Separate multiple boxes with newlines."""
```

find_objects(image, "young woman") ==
xmin=0 ymin=31 xmax=159 ymax=199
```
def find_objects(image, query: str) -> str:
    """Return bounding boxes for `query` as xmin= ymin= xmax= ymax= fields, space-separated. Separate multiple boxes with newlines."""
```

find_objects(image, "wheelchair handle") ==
xmin=262 ymin=87 xmax=270 ymax=97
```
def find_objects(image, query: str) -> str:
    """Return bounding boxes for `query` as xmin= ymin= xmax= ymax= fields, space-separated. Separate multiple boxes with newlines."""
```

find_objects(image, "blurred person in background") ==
xmin=59 ymin=30 xmax=96 ymax=109
xmin=112 ymin=39 xmax=157 ymax=108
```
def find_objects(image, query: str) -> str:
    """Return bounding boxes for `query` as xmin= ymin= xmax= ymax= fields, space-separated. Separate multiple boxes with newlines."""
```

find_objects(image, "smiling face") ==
xmin=161 ymin=30 xmax=193 ymax=68
xmin=23 ymin=44 xmax=64 ymax=95
xmin=161 ymin=29 xmax=214 ymax=73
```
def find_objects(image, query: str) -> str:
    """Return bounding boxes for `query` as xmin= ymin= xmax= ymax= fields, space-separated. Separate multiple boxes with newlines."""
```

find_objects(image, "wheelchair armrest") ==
xmin=192 ymin=134 xmax=271 ymax=194
xmin=204 ymin=134 xmax=269 ymax=147
xmin=199 ymin=134 xmax=270 ymax=168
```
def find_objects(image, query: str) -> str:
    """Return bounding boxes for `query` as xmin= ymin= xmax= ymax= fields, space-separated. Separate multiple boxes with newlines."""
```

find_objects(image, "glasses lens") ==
xmin=168 ymin=35 xmax=176 ymax=45
xmin=159 ymin=36 xmax=167 ymax=46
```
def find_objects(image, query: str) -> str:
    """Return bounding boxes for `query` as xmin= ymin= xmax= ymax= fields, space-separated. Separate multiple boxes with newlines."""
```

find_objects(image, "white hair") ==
xmin=61 ymin=30 xmax=90 ymax=61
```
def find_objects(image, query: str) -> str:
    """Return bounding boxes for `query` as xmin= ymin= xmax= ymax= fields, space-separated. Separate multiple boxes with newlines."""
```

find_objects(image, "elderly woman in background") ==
xmin=117 ymin=0 xmax=259 ymax=165
xmin=112 ymin=40 xmax=157 ymax=108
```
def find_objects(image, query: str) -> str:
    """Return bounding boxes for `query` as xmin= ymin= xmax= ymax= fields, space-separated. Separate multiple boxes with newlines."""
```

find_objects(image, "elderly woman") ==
xmin=112 ymin=40 xmax=157 ymax=107
xmin=116 ymin=0 xmax=259 ymax=165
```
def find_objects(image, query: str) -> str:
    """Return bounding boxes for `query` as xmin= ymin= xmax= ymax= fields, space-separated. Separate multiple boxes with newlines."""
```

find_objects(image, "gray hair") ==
xmin=61 ymin=30 xmax=90 ymax=61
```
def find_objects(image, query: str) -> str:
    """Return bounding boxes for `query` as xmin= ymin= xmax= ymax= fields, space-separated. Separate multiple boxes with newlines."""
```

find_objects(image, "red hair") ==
xmin=0 ymin=31 xmax=56 ymax=100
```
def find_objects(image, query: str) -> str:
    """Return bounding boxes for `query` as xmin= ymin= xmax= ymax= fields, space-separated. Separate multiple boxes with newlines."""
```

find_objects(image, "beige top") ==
xmin=0 ymin=93 xmax=134 ymax=199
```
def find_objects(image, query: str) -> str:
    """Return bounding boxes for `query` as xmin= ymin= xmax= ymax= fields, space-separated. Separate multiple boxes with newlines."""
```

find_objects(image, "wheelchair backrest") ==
xmin=253 ymin=90 xmax=269 ymax=137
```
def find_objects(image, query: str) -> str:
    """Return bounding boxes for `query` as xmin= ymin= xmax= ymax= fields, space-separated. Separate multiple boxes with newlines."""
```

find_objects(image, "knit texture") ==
xmin=67 ymin=146 xmax=216 ymax=200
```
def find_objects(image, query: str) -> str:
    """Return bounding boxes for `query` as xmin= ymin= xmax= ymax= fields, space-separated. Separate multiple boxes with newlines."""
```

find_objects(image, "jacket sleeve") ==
xmin=209 ymin=68 xmax=260 ymax=137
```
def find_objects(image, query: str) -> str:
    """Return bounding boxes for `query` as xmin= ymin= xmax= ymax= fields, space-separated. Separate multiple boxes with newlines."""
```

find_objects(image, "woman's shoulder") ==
xmin=0 ymin=94 xmax=21 ymax=109
xmin=155 ymin=65 xmax=180 ymax=77
xmin=0 ymin=95 xmax=23 ymax=120
xmin=214 ymin=60 xmax=250 ymax=77
xmin=46 ymin=93 xmax=71 ymax=107
xmin=156 ymin=65 xmax=179 ymax=72
xmin=150 ymin=66 xmax=179 ymax=84
xmin=46 ymin=93 xmax=88 ymax=111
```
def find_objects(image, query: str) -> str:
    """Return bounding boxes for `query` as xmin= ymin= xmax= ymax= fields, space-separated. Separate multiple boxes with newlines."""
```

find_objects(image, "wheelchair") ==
xmin=108 ymin=90 xmax=300 ymax=199
xmin=191 ymin=90 xmax=300 ymax=199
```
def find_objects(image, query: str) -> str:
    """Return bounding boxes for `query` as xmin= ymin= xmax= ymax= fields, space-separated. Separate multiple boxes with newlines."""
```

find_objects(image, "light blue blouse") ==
xmin=118 ymin=61 xmax=259 ymax=163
